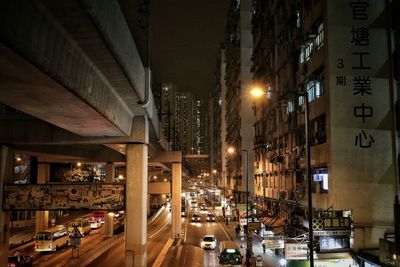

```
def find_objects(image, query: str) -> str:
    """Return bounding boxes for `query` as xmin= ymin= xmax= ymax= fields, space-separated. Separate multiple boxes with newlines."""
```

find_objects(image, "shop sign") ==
xmin=314 ymin=230 xmax=351 ymax=236
xmin=285 ymin=243 xmax=308 ymax=260
xmin=319 ymin=236 xmax=350 ymax=251
xmin=264 ymin=236 xmax=284 ymax=249
xmin=237 ymin=204 xmax=248 ymax=211
xmin=312 ymin=217 xmax=351 ymax=231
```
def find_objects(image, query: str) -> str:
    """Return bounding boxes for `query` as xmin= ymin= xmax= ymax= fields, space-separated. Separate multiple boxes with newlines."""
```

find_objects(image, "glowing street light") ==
xmin=249 ymin=87 xmax=265 ymax=97
xmin=227 ymin=146 xmax=235 ymax=155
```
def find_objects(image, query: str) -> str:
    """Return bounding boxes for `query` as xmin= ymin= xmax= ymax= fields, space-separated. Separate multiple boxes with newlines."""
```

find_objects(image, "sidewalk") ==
xmin=213 ymin=209 xmax=279 ymax=267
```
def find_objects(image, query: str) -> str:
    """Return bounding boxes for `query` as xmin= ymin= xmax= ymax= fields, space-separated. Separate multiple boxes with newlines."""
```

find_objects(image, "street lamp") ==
xmin=250 ymin=86 xmax=314 ymax=266
xmin=228 ymin=146 xmax=251 ymax=265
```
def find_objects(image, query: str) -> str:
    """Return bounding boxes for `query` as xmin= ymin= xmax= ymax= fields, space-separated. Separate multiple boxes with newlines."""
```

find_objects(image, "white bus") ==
xmin=68 ymin=218 xmax=91 ymax=236
xmin=35 ymin=225 xmax=69 ymax=252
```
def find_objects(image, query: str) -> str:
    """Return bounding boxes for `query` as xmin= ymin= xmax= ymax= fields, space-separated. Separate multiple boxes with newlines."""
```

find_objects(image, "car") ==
xmin=8 ymin=253 xmax=32 ymax=267
xmin=181 ymin=207 xmax=186 ymax=217
xmin=191 ymin=200 xmax=198 ymax=208
xmin=206 ymin=213 xmax=215 ymax=222
xmin=200 ymin=234 xmax=217 ymax=250
xmin=191 ymin=213 xmax=201 ymax=222
xmin=200 ymin=204 xmax=207 ymax=210
xmin=89 ymin=219 xmax=102 ymax=229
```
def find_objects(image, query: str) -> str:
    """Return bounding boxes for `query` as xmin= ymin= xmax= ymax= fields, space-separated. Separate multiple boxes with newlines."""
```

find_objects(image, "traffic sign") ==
xmin=256 ymin=255 xmax=263 ymax=267
xmin=69 ymin=226 xmax=83 ymax=250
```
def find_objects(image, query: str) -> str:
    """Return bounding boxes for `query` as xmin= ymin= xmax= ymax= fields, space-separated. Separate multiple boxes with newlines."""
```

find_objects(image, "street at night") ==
xmin=1 ymin=0 xmax=400 ymax=266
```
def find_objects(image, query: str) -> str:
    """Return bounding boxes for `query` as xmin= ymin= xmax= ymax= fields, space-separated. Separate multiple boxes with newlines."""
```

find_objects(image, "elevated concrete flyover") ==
xmin=0 ymin=1 xmax=176 ymax=266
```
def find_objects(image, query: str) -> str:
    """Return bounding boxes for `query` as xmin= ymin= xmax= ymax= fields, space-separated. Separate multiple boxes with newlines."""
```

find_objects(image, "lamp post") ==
xmin=250 ymin=87 xmax=314 ymax=266
xmin=212 ymin=169 xmax=217 ymax=207
xmin=303 ymin=91 xmax=314 ymax=267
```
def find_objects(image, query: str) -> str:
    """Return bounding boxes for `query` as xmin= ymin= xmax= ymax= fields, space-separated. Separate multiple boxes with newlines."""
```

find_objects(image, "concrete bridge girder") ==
xmin=0 ymin=0 xmax=162 ymax=142
xmin=148 ymin=182 xmax=171 ymax=195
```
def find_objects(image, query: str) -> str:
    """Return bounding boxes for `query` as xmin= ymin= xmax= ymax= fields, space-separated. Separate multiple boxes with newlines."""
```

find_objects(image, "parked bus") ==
xmin=68 ymin=218 xmax=91 ymax=236
xmin=92 ymin=211 xmax=106 ymax=224
xmin=35 ymin=225 xmax=69 ymax=252
xmin=219 ymin=241 xmax=242 ymax=266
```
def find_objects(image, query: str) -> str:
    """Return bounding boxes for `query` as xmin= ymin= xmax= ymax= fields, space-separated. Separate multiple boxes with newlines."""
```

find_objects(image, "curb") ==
xmin=212 ymin=210 xmax=234 ymax=241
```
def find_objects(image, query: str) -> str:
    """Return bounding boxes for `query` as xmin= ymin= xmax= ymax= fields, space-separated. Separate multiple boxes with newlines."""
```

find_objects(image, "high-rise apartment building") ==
xmin=209 ymin=48 xmax=224 ymax=180
xmin=224 ymin=0 xmax=255 ymax=204
xmin=159 ymin=83 xmax=208 ymax=156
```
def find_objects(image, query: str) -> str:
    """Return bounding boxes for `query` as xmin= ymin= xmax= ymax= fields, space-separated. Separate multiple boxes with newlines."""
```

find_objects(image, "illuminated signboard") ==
xmin=264 ymin=236 xmax=284 ymax=249
xmin=312 ymin=217 xmax=351 ymax=231
xmin=3 ymin=183 xmax=125 ymax=210
xmin=319 ymin=236 xmax=350 ymax=252
xmin=285 ymin=243 xmax=308 ymax=260
xmin=312 ymin=211 xmax=352 ymax=237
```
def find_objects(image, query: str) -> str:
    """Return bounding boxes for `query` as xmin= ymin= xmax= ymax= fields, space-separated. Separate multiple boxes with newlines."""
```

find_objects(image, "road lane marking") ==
xmin=184 ymin=204 xmax=190 ymax=243
xmin=183 ymin=249 xmax=188 ymax=266
xmin=152 ymin=238 xmax=174 ymax=267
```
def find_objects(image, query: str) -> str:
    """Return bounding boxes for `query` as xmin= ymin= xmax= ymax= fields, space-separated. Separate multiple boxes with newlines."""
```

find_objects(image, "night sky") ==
xmin=150 ymin=0 xmax=229 ymax=99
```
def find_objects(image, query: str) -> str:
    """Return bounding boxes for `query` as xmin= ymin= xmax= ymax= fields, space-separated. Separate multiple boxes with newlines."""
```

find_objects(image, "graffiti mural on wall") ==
xmin=50 ymin=164 xmax=106 ymax=183
xmin=3 ymin=184 xmax=124 ymax=210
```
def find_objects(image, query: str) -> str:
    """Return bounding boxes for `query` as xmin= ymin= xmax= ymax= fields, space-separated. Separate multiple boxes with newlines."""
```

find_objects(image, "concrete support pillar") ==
xmin=171 ymin=163 xmax=182 ymax=239
xmin=105 ymin=162 xmax=115 ymax=183
xmin=104 ymin=212 xmax=114 ymax=238
xmin=35 ymin=163 xmax=49 ymax=234
xmin=125 ymin=115 xmax=149 ymax=267
xmin=147 ymin=194 xmax=150 ymax=216
xmin=126 ymin=144 xmax=148 ymax=267
xmin=0 ymin=146 xmax=12 ymax=267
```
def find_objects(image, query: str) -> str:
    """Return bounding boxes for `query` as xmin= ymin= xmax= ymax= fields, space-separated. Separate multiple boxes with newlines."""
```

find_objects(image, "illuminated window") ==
xmin=299 ymin=49 xmax=305 ymax=64
xmin=306 ymin=80 xmax=324 ymax=102
xmin=305 ymin=42 xmax=313 ymax=61
xmin=316 ymin=23 xmax=324 ymax=49
xmin=296 ymin=11 xmax=301 ymax=28
xmin=286 ymin=100 xmax=294 ymax=114
xmin=307 ymin=81 xmax=316 ymax=102
xmin=298 ymin=95 xmax=305 ymax=107
xmin=315 ymin=80 xmax=324 ymax=97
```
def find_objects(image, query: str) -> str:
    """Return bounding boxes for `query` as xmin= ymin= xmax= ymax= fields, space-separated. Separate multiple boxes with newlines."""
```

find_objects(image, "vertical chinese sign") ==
xmin=328 ymin=0 xmax=395 ymax=249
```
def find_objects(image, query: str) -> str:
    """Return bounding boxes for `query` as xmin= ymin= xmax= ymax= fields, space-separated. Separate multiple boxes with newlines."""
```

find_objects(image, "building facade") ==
xmin=224 ymin=0 xmax=255 ymax=204
xmin=251 ymin=0 xmax=397 ymax=258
